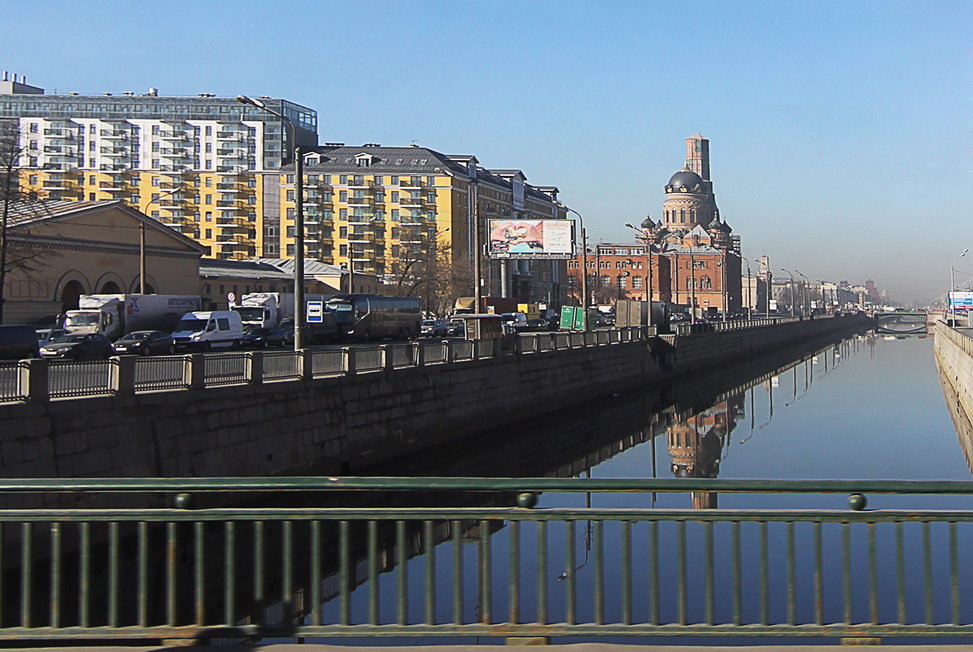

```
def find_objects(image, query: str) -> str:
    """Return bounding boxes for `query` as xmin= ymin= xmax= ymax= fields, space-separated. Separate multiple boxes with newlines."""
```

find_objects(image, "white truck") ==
xmin=63 ymin=294 xmax=201 ymax=340
xmin=232 ymin=292 xmax=328 ymax=329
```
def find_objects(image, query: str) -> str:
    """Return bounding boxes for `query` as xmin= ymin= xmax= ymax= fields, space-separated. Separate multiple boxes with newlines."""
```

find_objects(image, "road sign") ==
xmin=559 ymin=306 xmax=574 ymax=330
xmin=227 ymin=292 xmax=236 ymax=306
xmin=306 ymin=300 xmax=324 ymax=323
xmin=573 ymin=307 xmax=586 ymax=331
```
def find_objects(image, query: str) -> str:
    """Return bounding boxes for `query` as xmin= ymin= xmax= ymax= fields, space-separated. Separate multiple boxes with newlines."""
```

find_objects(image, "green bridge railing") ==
xmin=0 ymin=477 xmax=970 ymax=644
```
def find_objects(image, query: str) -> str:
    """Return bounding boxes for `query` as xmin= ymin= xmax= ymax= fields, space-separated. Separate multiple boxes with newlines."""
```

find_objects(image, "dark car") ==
xmin=112 ymin=330 xmax=175 ymax=356
xmin=39 ymin=333 xmax=113 ymax=360
xmin=526 ymin=318 xmax=550 ymax=332
xmin=420 ymin=319 xmax=449 ymax=338
xmin=0 ymin=325 xmax=40 ymax=360
xmin=242 ymin=326 xmax=287 ymax=349
xmin=36 ymin=328 xmax=69 ymax=344
xmin=445 ymin=319 xmax=465 ymax=337
xmin=277 ymin=319 xmax=295 ymax=346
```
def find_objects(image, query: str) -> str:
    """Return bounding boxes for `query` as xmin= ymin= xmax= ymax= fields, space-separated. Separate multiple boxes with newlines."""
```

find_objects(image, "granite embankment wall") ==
xmin=0 ymin=316 xmax=870 ymax=479
xmin=934 ymin=324 xmax=973 ymax=439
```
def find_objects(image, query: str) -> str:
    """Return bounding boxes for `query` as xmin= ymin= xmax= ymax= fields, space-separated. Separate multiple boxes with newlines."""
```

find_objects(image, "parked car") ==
xmin=39 ymin=333 xmax=113 ymax=360
xmin=36 ymin=328 xmax=68 ymax=344
xmin=277 ymin=318 xmax=295 ymax=346
xmin=112 ymin=330 xmax=175 ymax=356
xmin=526 ymin=318 xmax=550 ymax=332
xmin=420 ymin=319 xmax=449 ymax=338
xmin=242 ymin=326 xmax=287 ymax=349
xmin=500 ymin=312 xmax=529 ymax=330
xmin=0 ymin=325 xmax=40 ymax=360
xmin=446 ymin=319 xmax=465 ymax=337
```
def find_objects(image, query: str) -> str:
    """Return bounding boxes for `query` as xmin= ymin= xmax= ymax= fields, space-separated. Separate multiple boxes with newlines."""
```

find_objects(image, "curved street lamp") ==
xmin=236 ymin=95 xmax=304 ymax=350
xmin=794 ymin=270 xmax=811 ymax=315
xmin=564 ymin=206 xmax=588 ymax=331
xmin=139 ymin=183 xmax=185 ymax=294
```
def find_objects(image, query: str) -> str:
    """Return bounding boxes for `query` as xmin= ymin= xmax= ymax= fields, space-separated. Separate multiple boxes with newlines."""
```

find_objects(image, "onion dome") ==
xmin=666 ymin=167 xmax=704 ymax=193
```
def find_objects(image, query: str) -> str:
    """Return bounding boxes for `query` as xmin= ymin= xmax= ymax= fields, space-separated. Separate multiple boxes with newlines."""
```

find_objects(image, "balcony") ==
xmin=400 ymin=195 xmax=424 ymax=207
xmin=101 ymin=130 xmax=130 ymax=140
xmin=160 ymin=130 xmax=191 ymax=140
xmin=347 ymin=195 xmax=373 ymax=206
xmin=347 ymin=178 xmax=372 ymax=188
xmin=99 ymin=182 xmax=128 ymax=192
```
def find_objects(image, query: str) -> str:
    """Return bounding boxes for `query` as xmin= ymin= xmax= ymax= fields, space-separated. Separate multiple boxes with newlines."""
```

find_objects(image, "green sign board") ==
xmin=559 ymin=306 xmax=574 ymax=330
xmin=573 ymin=307 xmax=586 ymax=331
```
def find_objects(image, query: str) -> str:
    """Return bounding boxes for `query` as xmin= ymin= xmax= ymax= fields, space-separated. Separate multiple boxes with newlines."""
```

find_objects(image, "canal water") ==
xmin=309 ymin=329 xmax=973 ymax=645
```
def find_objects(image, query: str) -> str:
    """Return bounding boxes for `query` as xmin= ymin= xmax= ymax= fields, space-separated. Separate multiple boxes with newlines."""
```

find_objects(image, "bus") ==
xmin=325 ymin=294 xmax=421 ymax=341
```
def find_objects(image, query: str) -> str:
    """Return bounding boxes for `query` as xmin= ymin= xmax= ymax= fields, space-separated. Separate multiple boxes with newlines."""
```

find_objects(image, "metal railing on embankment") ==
xmin=672 ymin=315 xmax=808 ymax=336
xmin=0 ymin=328 xmax=646 ymax=404
xmin=0 ymin=477 xmax=970 ymax=644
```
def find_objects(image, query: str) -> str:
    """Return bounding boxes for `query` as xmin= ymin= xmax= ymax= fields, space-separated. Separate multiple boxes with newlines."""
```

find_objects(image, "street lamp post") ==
xmin=795 ymin=270 xmax=811 ymax=315
xmin=236 ymin=95 xmax=304 ymax=350
xmin=139 ymin=183 xmax=185 ymax=294
xmin=565 ymin=207 xmax=588 ymax=331
xmin=740 ymin=255 xmax=754 ymax=319
xmin=624 ymin=222 xmax=653 ymax=327
xmin=951 ymin=249 xmax=968 ymax=326
xmin=781 ymin=268 xmax=796 ymax=317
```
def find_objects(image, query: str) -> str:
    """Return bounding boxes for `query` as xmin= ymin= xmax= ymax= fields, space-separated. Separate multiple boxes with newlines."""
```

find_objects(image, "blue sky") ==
xmin=3 ymin=0 xmax=970 ymax=302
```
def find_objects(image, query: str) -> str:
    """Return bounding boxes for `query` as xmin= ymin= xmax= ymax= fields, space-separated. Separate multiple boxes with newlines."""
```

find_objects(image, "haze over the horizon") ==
xmin=3 ymin=0 xmax=969 ymax=304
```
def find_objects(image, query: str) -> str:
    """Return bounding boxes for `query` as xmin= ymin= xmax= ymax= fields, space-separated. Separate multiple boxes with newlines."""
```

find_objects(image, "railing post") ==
xmin=18 ymin=358 xmax=49 ymax=403
xmin=246 ymin=351 xmax=264 ymax=385
xmin=492 ymin=336 xmax=503 ymax=359
xmin=110 ymin=355 xmax=136 ymax=396
xmin=300 ymin=349 xmax=314 ymax=380
xmin=342 ymin=347 xmax=356 ymax=375
xmin=444 ymin=340 xmax=454 ymax=365
xmin=381 ymin=345 xmax=393 ymax=373
xmin=184 ymin=354 xmax=205 ymax=390
xmin=412 ymin=341 xmax=424 ymax=367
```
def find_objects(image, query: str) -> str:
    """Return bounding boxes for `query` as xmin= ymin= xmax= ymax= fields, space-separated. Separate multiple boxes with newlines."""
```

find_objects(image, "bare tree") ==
xmin=383 ymin=227 xmax=465 ymax=316
xmin=0 ymin=121 xmax=52 ymax=324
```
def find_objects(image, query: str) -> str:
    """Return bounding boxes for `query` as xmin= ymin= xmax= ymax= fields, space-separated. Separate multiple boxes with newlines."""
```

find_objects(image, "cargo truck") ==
xmin=232 ymin=292 xmax=329 ymax=329
xmin=62 ymin=294 xmax=201 ymax=340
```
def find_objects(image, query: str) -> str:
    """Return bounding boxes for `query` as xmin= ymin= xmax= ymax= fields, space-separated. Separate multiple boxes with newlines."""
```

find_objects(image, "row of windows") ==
xmin=568 ymin=260 xmax=645 ymax=270
xmin=597 ymin=247 xmax=646 ymax=256
xmin=286 ymin=174 xmax=436 ymax=187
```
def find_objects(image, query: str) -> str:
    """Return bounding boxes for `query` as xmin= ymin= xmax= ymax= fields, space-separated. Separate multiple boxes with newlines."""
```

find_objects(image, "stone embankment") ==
xmin=934 ymin=324 xmax=973 ymax=452
xmin=0 ymin=315 xmax=871 ymax=480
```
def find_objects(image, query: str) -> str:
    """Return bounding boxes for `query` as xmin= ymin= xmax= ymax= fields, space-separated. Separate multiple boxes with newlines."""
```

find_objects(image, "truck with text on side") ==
xmin=62 ymin=294 xmax=201 ymax=341
xmin=232 ymin=292 xmax=330 ymax=329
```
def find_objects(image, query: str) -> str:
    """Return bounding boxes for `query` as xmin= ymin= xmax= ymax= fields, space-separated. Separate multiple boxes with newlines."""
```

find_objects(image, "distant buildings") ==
xmin=3 ymin=75 xmax=568 ymax=309
xmin=568 ymin=134 xmax=743 ymax=316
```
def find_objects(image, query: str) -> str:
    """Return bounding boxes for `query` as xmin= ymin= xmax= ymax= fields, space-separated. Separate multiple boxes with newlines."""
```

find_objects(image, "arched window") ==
xmin=702 ymin=276 xmax=712 ymax=289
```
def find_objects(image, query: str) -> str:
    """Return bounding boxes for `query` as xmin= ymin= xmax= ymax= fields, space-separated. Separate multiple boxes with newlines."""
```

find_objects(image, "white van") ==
xmin=171 ymin=310 xmax=244 ymax=351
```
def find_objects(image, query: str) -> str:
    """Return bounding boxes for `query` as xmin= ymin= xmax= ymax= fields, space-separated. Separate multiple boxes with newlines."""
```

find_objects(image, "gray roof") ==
xmin=251 ymin=258 xmax=345 ymax=277
xmin=5 ymin=199 xmax=206 ymax=252
xmin=302 ymin=146 xmax=469 ymax=177
xmin=199 ymin=258 xmax=295 ymax=280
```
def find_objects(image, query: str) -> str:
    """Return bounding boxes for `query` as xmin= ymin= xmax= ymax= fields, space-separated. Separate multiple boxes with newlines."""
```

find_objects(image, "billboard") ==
xmin=487 ymin=219 xmax=574 ymax=259
xmin=949 ymin=291 xmax=973 ymax=311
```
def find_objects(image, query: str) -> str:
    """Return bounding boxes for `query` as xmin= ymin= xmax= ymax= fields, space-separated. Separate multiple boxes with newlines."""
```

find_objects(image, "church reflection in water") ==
xmin=665 ymin=395 xmax=743 ymax=508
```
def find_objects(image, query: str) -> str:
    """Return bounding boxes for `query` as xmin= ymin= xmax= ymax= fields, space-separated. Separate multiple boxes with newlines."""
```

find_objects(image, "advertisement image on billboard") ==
xmin=487 ymin=219 xmax=574 ymax=259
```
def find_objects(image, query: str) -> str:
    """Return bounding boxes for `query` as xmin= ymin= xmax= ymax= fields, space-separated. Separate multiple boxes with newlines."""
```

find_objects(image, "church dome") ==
xmin=666 ymin=168 xmax=704 ymax=192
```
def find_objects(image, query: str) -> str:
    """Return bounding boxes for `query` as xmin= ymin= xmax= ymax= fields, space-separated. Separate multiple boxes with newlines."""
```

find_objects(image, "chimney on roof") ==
xmin=1 ymin=72 xmax=7 ymax=82
xmin=147 ymin=87 xmax=158 ymax=96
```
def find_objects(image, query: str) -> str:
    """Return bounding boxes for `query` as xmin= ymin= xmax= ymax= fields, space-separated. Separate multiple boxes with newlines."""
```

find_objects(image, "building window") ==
xmin=633 ymin=276 xmax=643 ymax=289
xmin=205 ymin=229 xmax=212 ymax=238
xmin=600 ymin=275 xmax=610 ymax=287
xmin=693 ymin=260 xmax=706 ymax=269
xmin=618 ymin=276 xmax=628 ymax=289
